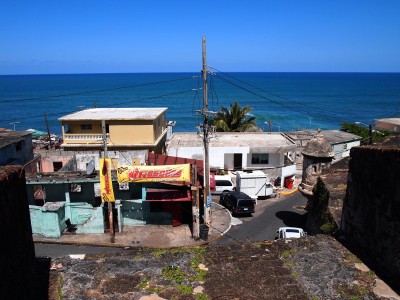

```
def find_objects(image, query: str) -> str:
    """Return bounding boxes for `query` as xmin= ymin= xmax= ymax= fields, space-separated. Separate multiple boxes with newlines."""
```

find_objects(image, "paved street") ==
xmin=35 ymin=243 xmax=125 ymax=258
xmin=212 ymin=191 xmax=308 ymax=244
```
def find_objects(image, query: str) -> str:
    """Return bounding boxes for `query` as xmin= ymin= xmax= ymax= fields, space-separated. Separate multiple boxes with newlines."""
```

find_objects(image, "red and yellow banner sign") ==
xmin=116 ymin=164 xmax=191 ymax=183
xmin=100 ymin=158 xmax=115 ymax=202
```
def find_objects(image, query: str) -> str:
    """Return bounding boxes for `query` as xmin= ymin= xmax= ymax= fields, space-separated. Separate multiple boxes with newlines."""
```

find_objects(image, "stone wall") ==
xmin=341 ymin=146 xmax=400 ymax=281
xmin=0 ymin=166 xmax=38 ymax=299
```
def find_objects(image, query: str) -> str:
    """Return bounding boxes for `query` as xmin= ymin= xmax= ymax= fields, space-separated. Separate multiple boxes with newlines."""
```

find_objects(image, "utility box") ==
xmin=236 ymin=170 xmax=275 ymax=199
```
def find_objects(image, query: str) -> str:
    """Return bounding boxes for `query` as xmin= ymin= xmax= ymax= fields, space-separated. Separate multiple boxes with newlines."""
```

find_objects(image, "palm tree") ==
xmin=212 ymin=101 xmax=257 ymax=132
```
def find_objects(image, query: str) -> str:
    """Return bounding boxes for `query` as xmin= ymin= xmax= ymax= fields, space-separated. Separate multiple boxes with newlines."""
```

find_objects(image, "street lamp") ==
xmin=9 ymin=121 xmax=20 ymax=131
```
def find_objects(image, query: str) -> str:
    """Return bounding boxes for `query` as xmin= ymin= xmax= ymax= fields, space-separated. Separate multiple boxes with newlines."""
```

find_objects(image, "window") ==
xmin=80 ymin=124 xmax=92 ymax=130
xmin=251 ymin=153 xmax=269 ymax=164
xmin=71 ymin=184 xmax=82 ymax=193
xmin=16 ymin=141 xmax=22 ymax=151
xmin=119 ymin=183 xmax=129 ymax=190
xmin=53 ymin=161 xmax=63 ymax=171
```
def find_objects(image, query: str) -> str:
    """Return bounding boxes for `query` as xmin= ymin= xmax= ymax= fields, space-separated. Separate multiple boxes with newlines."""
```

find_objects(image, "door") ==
xmin=233 ymin=153 xmax=242 ymax=170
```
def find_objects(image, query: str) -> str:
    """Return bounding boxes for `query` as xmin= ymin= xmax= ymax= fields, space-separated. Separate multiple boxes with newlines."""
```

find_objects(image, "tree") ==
xmin=306 ymin=177 xmax=337 ymax=235
xmin=340 ymin=122 xmax=390 ymax=145
xmin=212 ymin=101 xmax=257 ymax=132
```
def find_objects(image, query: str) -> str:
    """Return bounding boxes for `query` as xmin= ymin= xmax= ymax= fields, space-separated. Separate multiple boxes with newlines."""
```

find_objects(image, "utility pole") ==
xmin=44 ymin=112 xmax=52 ymax=149
xmin=102 ymin=120 xmax=115 ymax=243
xmin=196 ymin=37 xmax=215 ymax=227
xmin=368 ymin=124 xmax=373 ymax=145
xmin=202 ymin=37 xmax=211 ymax=226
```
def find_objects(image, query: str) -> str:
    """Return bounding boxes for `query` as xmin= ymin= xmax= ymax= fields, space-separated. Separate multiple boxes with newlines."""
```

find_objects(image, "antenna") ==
xmin=86 ymin=160 xmax=95 ymax=175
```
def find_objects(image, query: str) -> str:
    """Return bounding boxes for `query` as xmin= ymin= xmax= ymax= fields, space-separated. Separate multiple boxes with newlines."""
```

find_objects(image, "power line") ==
xmin=207 ymin=67 xmax=358 ymax=124
xmin=1 ymin=88 xmax=197 ymax=123
xmin=0 ymin=75 xmax=198 ymax=104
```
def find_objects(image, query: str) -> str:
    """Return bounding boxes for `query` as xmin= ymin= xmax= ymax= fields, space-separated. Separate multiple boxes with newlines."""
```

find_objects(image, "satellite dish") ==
xmin=86 ymin=160 xmax=95 ymax=175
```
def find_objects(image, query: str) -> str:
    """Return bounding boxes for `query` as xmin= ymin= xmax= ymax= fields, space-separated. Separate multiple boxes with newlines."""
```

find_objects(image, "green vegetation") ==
xmin=137 ymin=279 xmax=149 ymax=290
xmin=211 ymin=101 xmax=257 ymax=132
xmin=284 ymin=261 xmax=296 ymax=268
xmin=337 ymin=282 xmax=369 ymax=300
xmin=176 ymin=285 xmax=193 ymax=294
xmin=308 ymin=177 xmax=338 ymax=235
xmin=196 ymin=293 xmax=209 ymax=300
xmin=280 ymin=249 xmax=295 ymax=259
xmin=162 ymin=266 xmax=186 ymax=284
xmin=320 ymin=219 xmax=337 ymax=234
xmin=292 ymin=271 xmax=299 ymax=279
xmin=340 ymin=122 xmax=392 ymax=145
xmin=57 ymin=275 xmax=63 ymax=300
xmin=151 ymin=249 xmax=167 ymax=259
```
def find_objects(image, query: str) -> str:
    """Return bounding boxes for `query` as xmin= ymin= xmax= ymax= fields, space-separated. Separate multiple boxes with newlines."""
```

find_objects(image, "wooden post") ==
xmin=44 ymin=112 xmax=52 ymax=149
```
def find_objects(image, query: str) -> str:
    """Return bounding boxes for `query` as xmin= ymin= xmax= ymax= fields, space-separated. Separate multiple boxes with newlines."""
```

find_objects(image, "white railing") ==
xmin=64 ymin=134 xmax=107 ymax=143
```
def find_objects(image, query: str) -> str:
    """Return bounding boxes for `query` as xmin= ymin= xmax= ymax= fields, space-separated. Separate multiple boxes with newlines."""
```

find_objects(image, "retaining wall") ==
xmin=0 ymin=166 xmax=37 ymax=299
xmin=341 ymin=146 xmax=400 ymax=281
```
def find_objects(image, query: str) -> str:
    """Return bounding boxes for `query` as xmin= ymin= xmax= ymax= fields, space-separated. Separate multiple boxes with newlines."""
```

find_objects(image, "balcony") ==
xmin=63 ymin=133 xmax=107 ymax=146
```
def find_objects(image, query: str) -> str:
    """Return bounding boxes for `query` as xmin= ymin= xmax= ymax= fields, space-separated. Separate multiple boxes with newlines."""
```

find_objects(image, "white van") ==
xmin=212 ymin=175 xmax=235 ymax=194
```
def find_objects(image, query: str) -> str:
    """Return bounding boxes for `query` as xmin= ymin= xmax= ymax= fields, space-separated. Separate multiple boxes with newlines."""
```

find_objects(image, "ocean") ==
xmin=1 ymin=72 xmax=399 ymax=135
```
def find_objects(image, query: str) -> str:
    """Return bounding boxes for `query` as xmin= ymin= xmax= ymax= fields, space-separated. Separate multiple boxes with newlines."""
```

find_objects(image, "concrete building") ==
xmin=57 ymin=107 xmax=169 ymax=171
xmin=166 ymin=132 xmax=297 ymax=187
xmin=0 ymin=129 xmax=34 ymax=166
xmin=375 ymin=118 xmax=400 ymax=133
xmin=286 ymin=129 xmax=361 ymax=161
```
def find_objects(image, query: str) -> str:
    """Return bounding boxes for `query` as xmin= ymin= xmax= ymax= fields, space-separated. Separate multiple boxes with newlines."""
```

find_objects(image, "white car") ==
xmin=276 ymin=227 xmax=307 ymax=239
xmin=212 ymin=175 xmax=235 ymax=194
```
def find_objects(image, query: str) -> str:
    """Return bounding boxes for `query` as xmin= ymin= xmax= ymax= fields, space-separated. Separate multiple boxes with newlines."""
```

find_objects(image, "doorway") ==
xmin=233 ymin=153 xmax=242 ymax=170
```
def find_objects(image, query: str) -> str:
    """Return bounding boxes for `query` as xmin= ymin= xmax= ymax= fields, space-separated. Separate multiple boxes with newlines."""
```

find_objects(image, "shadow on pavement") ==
xmin=275 ymin=210 xmax=308 ymax=228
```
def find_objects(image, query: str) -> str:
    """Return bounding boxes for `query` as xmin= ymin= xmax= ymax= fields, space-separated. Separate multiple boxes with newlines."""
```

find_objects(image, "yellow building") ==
xmin=58 ymin=108 xmax=168 ymax=153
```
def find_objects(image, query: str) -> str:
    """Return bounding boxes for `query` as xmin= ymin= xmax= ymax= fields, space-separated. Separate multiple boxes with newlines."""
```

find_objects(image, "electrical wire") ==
xmin=208 ymin=66 xmax=345 ymax=116
xmin=0 ymin=75 xmax=198 ymax=104
xmin=1 ymin=88 xmax=197 ymax=123
xmin=210 ymin=70 xmax=345 ymax=123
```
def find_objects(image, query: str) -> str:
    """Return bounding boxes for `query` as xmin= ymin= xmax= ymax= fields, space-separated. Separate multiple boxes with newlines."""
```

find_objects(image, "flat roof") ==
xmin=58 ymin=107 xmax=168 ymax=121
xmin=0 ymin=130 xmax=32 ymax=149
xmin=376 ymin=118 xmax=400 ymax=126
xmin=167 ymin=132 xmax=296 ymax=149
xmin=286 ymin=130 xmax=361 ymax=144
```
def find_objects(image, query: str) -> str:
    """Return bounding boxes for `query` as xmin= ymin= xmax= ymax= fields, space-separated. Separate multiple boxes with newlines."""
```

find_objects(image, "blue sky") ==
xmin=1 ymin=0 xmax=399 ymax=74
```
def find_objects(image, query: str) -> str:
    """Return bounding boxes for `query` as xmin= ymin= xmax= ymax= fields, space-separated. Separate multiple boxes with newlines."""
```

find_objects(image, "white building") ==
xmin=166 ymin=132 xmax=297 ymax=187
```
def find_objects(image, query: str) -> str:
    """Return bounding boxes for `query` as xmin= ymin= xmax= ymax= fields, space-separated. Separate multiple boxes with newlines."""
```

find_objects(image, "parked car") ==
xmin=212 ymin=175 xmax=235 ymax=194
xmin=276 ymin=227 xmax=307 ymax=239
xmin=219 ymin=191 xmax=255 ymax=216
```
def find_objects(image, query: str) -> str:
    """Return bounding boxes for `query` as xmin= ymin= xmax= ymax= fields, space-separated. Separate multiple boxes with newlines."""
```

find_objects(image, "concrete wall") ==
xmin=0 ymin=134 xmax=34 ymax=165
xmin=341 ymin=146 xmax=400 ymax=281
xmin=30 ymin=202 xmax=66 ymax=237
xmin=332 ymin=140 xmax=361 ymax=160
xmin=0 ymin=166 xmax=37 ymax=299
xmin=168 ymin=145 xmax=284 ymax=170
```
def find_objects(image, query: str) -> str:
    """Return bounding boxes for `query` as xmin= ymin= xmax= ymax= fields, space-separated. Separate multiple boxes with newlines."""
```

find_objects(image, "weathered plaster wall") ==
xmin=0 ymin=166 xmax=37 ymax=299
xmin=341 ymin=146 xmax=400 ymax=280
